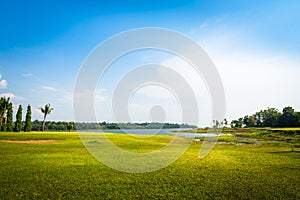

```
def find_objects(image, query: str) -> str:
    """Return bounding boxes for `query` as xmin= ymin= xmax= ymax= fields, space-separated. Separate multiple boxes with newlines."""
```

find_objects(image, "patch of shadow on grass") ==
xmin=268 ymin=150 xmax=300 ymax=159
xmin=269 ymin=150 xmax=300 ymax=154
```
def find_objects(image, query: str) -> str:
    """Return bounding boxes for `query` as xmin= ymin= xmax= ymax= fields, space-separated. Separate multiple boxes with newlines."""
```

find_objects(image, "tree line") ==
xmin=0 ymin=97 xmax=55 ymax=132
xmin=31 ymin=120 xmax=74 ymax=131
xmin=4 ymin=119 xmax=196 ymax=132
xmin=230 ymin=106 xmax=300 ymax=128
xmin=30 ymin=121 xmax=196 ymax=131
xmin=0 ymin=97 xmax=32 ymax=132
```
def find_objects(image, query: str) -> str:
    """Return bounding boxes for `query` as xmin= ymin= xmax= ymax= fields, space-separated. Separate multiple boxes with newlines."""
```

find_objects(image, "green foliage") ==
xmin=40 ymin=103 xmax=53 ymax=131
xmin=243 ymin=115 xmax=255 ymax=127
xmin=6 ymin=103 xmax=13 ymax=132
xmin=232 ymin=106 xmax=300 ymax=128
xmin=0 ymin=97 xmax=11 ymax=131
xmin=278 ymin=106 xmax=299 ymax=127
xmin=31 ymin=120 xmax=73 ymax=131
xmin=14 ymin=105 xmax=23 ymax=132
xmin=231 ymin=118 xmax=243 ymax=128
xmin=0 ymin=132 xmax=299 ymax=199
xmin=66 ymin=123 xmax=74 ymax=132
xmin=24 ymin=105 xmax=32 ymax=132
xmin=29 ymin=121 xmax=196 ymax=132
xmin=223 ymin=128 xmax=300 ymax=145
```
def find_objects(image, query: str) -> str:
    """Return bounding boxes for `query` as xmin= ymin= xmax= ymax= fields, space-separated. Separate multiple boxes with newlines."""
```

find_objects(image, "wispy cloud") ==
xmin=0 ymin=92 xmax=26 ymax=101
xmin=22 ymin=73 xmax=33 ymax=77
xmin=189 ymin=21 xmax=300 ymax=120
xmin=134 ymin=85 xmax=176 ymax=100
xmin=42 ymin=86 xmax=60 ymax=92
xmin=154 ymin=19 xmax=300 ymax=125
xmin=0 ymin=74 xmax=8 ymax=89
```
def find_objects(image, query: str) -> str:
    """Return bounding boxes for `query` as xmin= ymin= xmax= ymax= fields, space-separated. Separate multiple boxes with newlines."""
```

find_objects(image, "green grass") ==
xmin=269 ymin=127 xmax=300 ymax=131
xmin=0 ymin=132 xmax=299 ymax=199
xmin=214 ymin=128 xmax=300 ymax=147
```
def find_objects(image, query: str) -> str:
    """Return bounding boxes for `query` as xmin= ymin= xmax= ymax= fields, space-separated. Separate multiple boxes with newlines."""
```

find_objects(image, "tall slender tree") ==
xmin=0 ymin=97 xmax=11 ymax=131
xmin=40 ymin=104 xmax=53 ymax=131
xmin=14 ymin=105 xmax=23 ymax=132
xmin=24 ymin=105 xmax=32 ymax=132
xmin=6 ymin=103 xmax=13 ymax=132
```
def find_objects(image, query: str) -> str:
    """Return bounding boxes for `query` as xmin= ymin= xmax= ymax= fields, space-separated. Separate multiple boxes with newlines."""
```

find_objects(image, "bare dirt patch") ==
xmin=0 ymin=140 xmax=61 ymax=144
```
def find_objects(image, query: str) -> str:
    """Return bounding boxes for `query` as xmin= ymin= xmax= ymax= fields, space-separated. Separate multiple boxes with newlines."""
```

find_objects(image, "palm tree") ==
xmin=0 ymin=97 xmax=10 ymax=131
xmin=40 ymin=103 xmax=53 ymax=131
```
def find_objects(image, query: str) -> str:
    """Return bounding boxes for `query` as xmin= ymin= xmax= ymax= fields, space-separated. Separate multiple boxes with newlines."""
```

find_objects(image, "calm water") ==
xmin=79 ymin=129 xmax=223 ymax=138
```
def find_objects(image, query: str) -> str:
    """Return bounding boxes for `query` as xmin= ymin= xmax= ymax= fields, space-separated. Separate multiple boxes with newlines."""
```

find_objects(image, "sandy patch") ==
xmin=0 ymin=140 xmax=60 ymax=144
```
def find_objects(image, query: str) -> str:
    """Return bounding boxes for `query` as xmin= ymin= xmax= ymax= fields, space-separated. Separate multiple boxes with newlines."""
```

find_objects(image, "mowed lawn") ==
xmin=0 ymin=132 xmax=299 ymax=199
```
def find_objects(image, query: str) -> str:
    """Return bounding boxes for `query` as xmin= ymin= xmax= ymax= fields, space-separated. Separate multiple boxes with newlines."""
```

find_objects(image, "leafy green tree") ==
xmin=40 ymin=104 xmax=53 ymax=131
xmin=233 ymin=106 xmax=300 ymax=128
xmin=1 ymin=122 xmax=7 ymax=132
xmin=24 ymin=105 xmax=32 ymax=132
xmin=297 ymin=112 xmax=300 ymax=127
xmin=66 ymin=123 xmax=73 ymax=132
xmin=243 ymin=115 xmax=250 ymax=127
xmin=248 ymin=115 xmax=256 ymax=127
xmin=278 ymin=106 xmax=298 ymax=127
xmin=254 ymin=112 xmax=263 ymax=127
xmin=31 ymin=120 xmax=43 ymax=131
xmin=0 ymin=97 xmax=11 ymax=131
xmin=6 ymin=103 xmax=13 ymax=132
xmin=261 ymin=108 xmax=281 ymax=127
xmin=14 ymin=105 xmax=23 ymax=132
xmin=231 ymin=118 xmax=243 ymax=128
xmin=246 ymin=116 xmax=254 ymax=127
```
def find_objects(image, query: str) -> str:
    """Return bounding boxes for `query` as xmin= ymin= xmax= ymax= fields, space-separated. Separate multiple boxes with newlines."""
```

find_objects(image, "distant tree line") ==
xmin=31 ymin=120 xmax=74 ymax=131
xmin=100 ymin=122 xmax=197 ymax=130
xmin=33 ymin=121 xmax=197 ymax=131
xmin=231 ymin=106 xmax=300 ymax=128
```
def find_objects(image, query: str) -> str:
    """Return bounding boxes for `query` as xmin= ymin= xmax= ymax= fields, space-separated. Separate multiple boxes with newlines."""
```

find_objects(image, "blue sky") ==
xmin=1 ymin=0 xmax=300 ymax=126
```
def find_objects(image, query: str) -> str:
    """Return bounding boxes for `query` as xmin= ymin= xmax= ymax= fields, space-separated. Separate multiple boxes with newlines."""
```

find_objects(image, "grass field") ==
xmin=0 ymin=131 xmax=299 ymax=199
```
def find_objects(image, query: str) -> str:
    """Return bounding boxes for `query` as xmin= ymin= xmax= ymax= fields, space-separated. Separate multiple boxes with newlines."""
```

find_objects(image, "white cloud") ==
xmin=154 ymin=21 xmax=300 ymax=125
xmin=0 ymin=80 xmax=7 ymax=89
xmin=70 ymin=88 xmax=112 ymax=122
xmin=32 ymin=107 xmax=42 ymax=119
xmin=134 ymin=85 xmax=177 ymax=100
xmin=0 ymin=92 xmax=25 ymax=101
xmin=127 ymin=100 xmax=182 ymax=124
xmin=187 ymin=22 xmax=300 ymax=122
xmin=56 ymin=89 xmax=107 ymax=105
xmin=159 ymin=57 xmax=212 ymax=126
xmin=22 ymin=73 xmax=33 ymax=77
xmin=35 ymin=85 xmax=107 ymax=121
xmin=42 ymin=86 xmax=60 ymax=92
xmin=127 ymin=85 xmax=182 ymax=123
xmin=0 ymin=74 xmax=8 ymax=89
xmin=212 ymin=48 xmax=300 ymax=120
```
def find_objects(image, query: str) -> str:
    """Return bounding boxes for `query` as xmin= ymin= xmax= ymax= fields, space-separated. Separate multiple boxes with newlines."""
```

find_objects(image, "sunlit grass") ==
xmin=0 ymin=132 xmax=299 ymax=199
